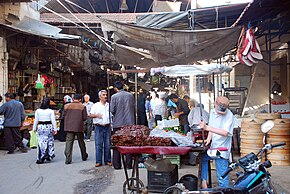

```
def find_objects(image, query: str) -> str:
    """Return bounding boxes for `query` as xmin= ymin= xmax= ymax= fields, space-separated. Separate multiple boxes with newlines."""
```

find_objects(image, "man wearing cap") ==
xmin=0 ymin=93 xmax=27 ymax=154
xmin=110 ymin=81 xmax=135 ymax=169
xmin=199 ymin=96 xmax=234 ymax=188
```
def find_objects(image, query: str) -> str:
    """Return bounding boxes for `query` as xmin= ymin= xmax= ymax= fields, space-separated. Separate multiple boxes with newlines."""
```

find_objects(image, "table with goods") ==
xmin=111 ymin=122 xmax=216 ymax=194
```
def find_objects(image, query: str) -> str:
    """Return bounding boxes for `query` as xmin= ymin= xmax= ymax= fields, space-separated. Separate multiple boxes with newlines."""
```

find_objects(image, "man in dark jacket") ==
xmin=0 ymin=93 xmax=27 ymax=154
xmin=110 ymin=81 xmax=135 ymax=169
xmin=169 ymin=94 xmax=190 ymax=133
xmin=63 ymin=94 xmax=88 ymax=164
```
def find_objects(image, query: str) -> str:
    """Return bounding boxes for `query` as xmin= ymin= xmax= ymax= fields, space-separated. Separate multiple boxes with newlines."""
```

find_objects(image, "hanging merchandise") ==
xmin=35 ymin=74 xmax=44 ymax=89
xmin=237 ymin=27 xmax=263 ymax=66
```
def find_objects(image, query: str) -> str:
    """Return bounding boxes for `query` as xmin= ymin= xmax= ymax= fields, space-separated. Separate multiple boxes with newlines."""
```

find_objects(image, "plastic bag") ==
xmin=35 ymin=74 xmax=44 ymax=89
xmin=29 ymin=130 xmax=38 ymax=148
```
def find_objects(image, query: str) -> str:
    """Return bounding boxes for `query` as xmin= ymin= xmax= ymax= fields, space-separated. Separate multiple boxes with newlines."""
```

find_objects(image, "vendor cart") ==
xmin=117 ymin=146 xmax=213 ymax=194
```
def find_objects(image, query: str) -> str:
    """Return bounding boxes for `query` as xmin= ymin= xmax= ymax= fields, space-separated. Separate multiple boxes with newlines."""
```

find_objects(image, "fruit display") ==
xmin=146 ymin=137 xmax=171 ymax=146
xmin=111 ymin=125 xmax=171 ymax=146
xmin=163 ymin=126 xmax=186 ymax=136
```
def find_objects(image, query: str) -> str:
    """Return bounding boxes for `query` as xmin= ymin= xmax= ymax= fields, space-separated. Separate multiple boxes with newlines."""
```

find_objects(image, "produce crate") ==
xmin=163 ymin=155 xmax=181 ymax=168
xmin=147 ymin=164 xmax=178 ymax=193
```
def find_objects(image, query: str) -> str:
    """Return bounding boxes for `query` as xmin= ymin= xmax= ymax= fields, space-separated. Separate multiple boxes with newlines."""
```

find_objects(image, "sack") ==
xmin=29 ymin=130 xmax=38 ymax=148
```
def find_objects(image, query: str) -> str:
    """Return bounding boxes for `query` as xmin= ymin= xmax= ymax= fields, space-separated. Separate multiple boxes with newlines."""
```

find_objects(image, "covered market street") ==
xmin=0 ymin=140 xmax=289 ymax=194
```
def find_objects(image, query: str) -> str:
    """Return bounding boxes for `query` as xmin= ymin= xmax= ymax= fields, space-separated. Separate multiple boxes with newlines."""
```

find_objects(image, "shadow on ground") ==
xmin=74 ymin=166 xmax=114 ymax=194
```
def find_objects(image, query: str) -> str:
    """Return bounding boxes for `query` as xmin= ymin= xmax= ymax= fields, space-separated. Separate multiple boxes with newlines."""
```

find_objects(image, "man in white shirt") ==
xmin=153 ymin=93 xmax=167 ymax=124
xmin=199 ymin=96 xmax=234 ymax=188
xmin=83 ymin=94 xmax=94 ymax=141
xmin=90 ymin=90 xmax=112 ymax=167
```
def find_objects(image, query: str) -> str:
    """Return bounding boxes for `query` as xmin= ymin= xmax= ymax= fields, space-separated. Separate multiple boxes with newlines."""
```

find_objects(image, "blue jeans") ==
xmin=201 ymin=153 xmax=230 ymax=188
xmin=94 ymin=125 xmax=111 ymax=164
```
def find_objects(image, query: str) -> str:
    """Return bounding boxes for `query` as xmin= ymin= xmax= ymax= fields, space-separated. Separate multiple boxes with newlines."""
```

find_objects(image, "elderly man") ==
xmin=110 ymin=81 xmax=135 ymax=169
xmin=83 ymin=94 xmax=94 ymax=141
xmin=0 ymin=93 xmax=27 ymax=154
xmin=199 ymin=96 xmax=234 ymax=188
xmin=90 ymin=90 xmax=111 ymax=167
xmin=63 ymin=94 xmax=88 ymax=164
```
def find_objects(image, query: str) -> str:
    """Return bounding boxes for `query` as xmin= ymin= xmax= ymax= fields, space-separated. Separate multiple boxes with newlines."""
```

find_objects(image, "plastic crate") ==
xmin=163 ymin=155 xmax=181 ymax=168
xmin=147 ymin=164 xmax=178 ymax=193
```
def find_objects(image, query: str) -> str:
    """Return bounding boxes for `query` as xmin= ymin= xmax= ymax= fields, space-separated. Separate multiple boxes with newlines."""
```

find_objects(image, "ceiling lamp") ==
xmin=120 ymin=0 xmax=128 ymax=10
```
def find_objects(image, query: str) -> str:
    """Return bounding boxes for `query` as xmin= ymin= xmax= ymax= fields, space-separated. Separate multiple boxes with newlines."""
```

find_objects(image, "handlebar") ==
xmin=221 ymin=163 xmax=236 ymax=179
xmin=221 ymin=167 xmax=232 ymax=179
xmin=271 ymin=142 xmax=286 ymax=148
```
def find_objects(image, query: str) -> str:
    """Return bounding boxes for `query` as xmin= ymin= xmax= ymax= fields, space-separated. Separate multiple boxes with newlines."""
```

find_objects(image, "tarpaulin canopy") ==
xmin=150 ymin=64 xmax=232 ymax=77
xmin=101 ymin=19 xmax=241 ymax=66
xmin=113 ymin=43 xmax=157 ymax=68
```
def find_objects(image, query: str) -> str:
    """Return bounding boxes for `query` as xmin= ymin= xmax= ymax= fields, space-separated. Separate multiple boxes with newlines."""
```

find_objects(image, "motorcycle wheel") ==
xmin=266 ymin=179 xmax=277 ymax=194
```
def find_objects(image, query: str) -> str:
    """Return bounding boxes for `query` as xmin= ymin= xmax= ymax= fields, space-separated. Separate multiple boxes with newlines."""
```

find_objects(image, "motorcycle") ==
xmin=164 ymin=120 xmax=286 ymax=194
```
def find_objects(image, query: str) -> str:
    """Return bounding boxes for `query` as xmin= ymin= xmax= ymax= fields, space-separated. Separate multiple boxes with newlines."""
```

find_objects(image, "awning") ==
xmin=1 ymin=16 xmax=80 ymax=40
xmin=151 ymin=64 xmax=232 ymax=77
xmin=101 ymin=19 xmax=241 ymax=66
xmin=113 ymin=43 xmax=157 ymax=68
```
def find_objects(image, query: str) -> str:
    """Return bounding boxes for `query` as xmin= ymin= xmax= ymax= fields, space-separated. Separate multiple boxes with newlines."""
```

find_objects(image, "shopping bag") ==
xmin=29 ymin=130 xmax=38 ymax=148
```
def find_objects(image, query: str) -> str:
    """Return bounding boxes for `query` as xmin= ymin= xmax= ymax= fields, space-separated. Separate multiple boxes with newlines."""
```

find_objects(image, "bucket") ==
xmin=179 ymin=174 xmax=198 ymax=191
xmin=240 ymin=118 xmax=265 ymax=156
xmin=267 ymin=119 xmax=290 ymax=166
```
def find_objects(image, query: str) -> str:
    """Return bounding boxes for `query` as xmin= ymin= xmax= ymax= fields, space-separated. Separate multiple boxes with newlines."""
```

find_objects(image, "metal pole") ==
xmin=135 ymin=73 xmax=138 ymax=124
xmin=212 ymin=73 xmax=216 ymax=102
xmin=268 ymin=22 xmax=272 ymax=113
xmin=198 ymin=75 xmax=205 ymax=145
xmin=107 ymin=71 xmax=110 ymax=101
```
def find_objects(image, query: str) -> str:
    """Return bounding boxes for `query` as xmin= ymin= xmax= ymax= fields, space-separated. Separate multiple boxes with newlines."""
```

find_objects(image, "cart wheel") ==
xmin=164 ymin=186 xmax=183 ymax=194
xmin=123 ymin=178 xmax=145 ymax=194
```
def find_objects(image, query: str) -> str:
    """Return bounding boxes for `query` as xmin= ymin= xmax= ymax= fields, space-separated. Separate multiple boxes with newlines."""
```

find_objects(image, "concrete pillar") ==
xmin=0 ymin=36 xmax=8 ymax=97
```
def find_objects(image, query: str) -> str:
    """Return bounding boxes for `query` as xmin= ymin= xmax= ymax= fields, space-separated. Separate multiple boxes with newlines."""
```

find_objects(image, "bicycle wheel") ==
xmin=123 ymin=178 xmax=145 ymax=194
xmin=164 ymin=186 xmax=183 ymax=194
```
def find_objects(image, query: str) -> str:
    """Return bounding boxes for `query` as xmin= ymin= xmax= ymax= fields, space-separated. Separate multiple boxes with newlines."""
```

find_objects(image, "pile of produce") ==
xmin=146 ymin=137 xmax=171 ymax=146
xmin=111 ymin=125 xmax=171 ymax=146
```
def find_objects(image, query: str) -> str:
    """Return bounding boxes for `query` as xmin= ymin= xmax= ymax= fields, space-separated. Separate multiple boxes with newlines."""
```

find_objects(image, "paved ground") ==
xmin=0 ymin=140 xmax=289 ymax=194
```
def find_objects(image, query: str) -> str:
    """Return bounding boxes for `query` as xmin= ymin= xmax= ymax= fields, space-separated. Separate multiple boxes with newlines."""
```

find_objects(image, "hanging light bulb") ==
xmin=120 ymin=0 xmax=128 ymax=10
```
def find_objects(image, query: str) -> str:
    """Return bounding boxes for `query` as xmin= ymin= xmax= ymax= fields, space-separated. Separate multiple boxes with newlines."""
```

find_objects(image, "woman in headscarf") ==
xmin=33 ymin=98 xmax=58 ymax=164
xmin=55 ymin=95 xmax=72 ymax=141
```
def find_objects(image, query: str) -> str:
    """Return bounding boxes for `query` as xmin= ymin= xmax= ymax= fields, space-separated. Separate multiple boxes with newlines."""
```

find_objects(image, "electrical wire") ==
xmin=64 ymin=0 xmax=91 ymax=13
xmin=35 ymin=1 xmax=113 ymax=50
xmin=88 ymin=0 xmax=96 ymax=13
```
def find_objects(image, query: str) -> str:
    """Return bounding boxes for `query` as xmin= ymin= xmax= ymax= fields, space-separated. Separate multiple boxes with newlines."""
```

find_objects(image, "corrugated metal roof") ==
xmin=40 ymin=13 xmax=147 ymax=24
xmin=1 ymin=16 xmax=80 ymax=40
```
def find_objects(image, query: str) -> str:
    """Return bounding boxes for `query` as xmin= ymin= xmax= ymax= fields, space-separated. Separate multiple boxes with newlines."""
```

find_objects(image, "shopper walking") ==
xmin=83 ymin=94 xmax=94 ymax=141
xmin=90 ymin=90 xmax=112 ymax=167
xmin=33 ymin=98 xmax=58 ymax=164
xmin=0 ymin=93 xmax=27 ymax=154
xmin=137 ymin=88 xmax=148 ymax=126
xmin=110 ymin=81 xmax=134 ymax=169
xmin=56 ymin=95 xmax=71 ymax=142
xmin=63 ymin=94 xmax=88 ymax=164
